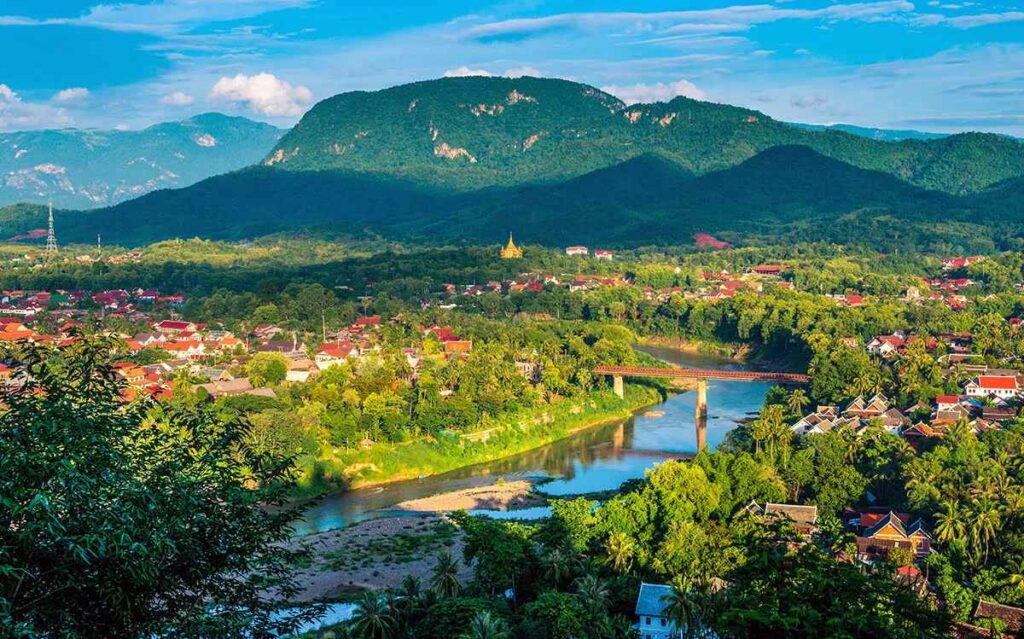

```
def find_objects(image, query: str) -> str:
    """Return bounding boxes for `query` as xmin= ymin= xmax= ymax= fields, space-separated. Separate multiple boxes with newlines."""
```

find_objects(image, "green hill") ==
xmin=8 ymin=145 xmax=1002 ymax=250
xmin=417 ymin=146 xmax=959 ymax=244
xmin=264 ymin=76 xmax=1024 ymax=195
xmin=7 ymin=77 xmax=1023 ymax=251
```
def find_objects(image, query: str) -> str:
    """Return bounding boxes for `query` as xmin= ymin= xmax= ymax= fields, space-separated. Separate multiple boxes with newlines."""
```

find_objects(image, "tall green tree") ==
xmin=0 ymin=336 xmax=318 ymax=637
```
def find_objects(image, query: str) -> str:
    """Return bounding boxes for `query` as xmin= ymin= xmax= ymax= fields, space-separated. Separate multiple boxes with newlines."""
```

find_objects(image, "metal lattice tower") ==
xmin=45 ymin=203 xmax=58 ymax=255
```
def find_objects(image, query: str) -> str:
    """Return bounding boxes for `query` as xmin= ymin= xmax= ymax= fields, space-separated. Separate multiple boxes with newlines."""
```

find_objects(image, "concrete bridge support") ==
xmin=695 ymin=378 xmax=708 ymax=453
xmin=613 ymin=375 xmax=624 ymax=399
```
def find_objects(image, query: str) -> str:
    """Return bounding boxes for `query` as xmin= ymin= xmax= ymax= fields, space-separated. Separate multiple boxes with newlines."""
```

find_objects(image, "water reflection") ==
xmin=296 ymin=348 xmax=770 ymax=535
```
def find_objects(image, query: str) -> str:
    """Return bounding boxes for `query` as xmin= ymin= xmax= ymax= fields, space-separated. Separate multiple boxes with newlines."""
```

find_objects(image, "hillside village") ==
xmin=0 ymin=235 xmax=1009 ymax=639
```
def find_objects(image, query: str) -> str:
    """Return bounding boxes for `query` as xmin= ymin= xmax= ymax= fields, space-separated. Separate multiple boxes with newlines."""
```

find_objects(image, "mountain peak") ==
xmin=262 ymin=75 xmax=1024 ymax=195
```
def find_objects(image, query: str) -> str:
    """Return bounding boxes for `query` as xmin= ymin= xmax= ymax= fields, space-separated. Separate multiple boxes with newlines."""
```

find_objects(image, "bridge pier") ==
xmin=612 ymin=375 xmax=624 ymax=399
xmin=695 ymin=378 xmax=708 ymax=453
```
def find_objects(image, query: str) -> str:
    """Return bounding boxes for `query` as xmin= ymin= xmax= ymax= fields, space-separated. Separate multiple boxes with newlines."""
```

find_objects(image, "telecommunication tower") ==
xmin=45 ymin=203 xmax=58 ymax=255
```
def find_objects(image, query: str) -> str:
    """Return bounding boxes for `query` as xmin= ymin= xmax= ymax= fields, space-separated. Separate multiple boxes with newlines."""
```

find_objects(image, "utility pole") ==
xmin=45 ymin=203 xmax=58 ymax=256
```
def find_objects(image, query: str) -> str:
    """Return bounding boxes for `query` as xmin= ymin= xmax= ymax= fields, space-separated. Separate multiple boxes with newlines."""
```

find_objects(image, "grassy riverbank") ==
xmin=295 ymin=385 xmax=662 ymax=494
xmin=640 ymin=335 xmax=751 ymax=360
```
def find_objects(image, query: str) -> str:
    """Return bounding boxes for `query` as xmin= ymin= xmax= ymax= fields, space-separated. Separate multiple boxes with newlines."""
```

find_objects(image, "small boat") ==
xmin=643 ymin=410 xmax=666 ymax=418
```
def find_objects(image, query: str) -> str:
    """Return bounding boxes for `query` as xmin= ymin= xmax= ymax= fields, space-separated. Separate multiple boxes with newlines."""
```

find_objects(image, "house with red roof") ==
xmin=155 ymin=319 xmax=205 ymax=334
xmin=866 ymin=334 xmax=906 ymax=357
xmin=315 ymin=340 xmax=359 ymax=369
xmin=753 ymin=264 xmax=786 ymax=276
xmin=354 ymin=315 xmax=381 ymax=328
xmin=942 ymin=256 xmax=985 ymax=270
xmin=965 ymin=375 xmax=1020 ymax=400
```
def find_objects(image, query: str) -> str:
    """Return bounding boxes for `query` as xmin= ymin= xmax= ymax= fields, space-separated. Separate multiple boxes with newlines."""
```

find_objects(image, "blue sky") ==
xmin=2 ymin=0 xmax=1023 ymax=134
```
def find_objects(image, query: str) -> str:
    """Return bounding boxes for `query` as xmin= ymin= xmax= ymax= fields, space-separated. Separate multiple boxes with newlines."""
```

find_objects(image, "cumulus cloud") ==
xmin=53 ymin=87 xmax=90 ymax=103
xmin=504 ymin=66 xmax=543 ymax=78
xmin=443 ymin=66 xmax=493 ymax=77
xmin=601 ymin=79 xmax=707 ymax=105
xmin=208 ymin=73 xmax=312 ymax=117
xmin=0 ymin=84 xmax=72 ymax=130
xmin=161 ymin=91 xmax=195 ymax=106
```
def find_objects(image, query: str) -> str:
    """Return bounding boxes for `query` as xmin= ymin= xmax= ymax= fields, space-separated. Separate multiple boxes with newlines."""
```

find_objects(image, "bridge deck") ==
xmin=593 ymin=365 xmax=809 ymax=384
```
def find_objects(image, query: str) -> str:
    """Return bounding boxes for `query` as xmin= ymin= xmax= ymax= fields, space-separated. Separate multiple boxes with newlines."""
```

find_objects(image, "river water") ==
xmin=295 ymin=347 xmax=772 ymax=535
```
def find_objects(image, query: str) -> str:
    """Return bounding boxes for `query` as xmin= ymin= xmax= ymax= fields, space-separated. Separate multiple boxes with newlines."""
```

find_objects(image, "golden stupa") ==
xmin=500 ymin=232 xmax=523 ymax=259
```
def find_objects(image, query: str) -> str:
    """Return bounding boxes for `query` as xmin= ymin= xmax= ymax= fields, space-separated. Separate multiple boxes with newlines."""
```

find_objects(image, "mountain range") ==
xmin=264 ymin=76 xmax=1024 ymax=195
xmin=2 ymin=76 xmax=1023 ymax=251
xmin=787 ymin=123 xmax=950 ymax=142
xmin=0 ymin=114 xmax=282 ymax=208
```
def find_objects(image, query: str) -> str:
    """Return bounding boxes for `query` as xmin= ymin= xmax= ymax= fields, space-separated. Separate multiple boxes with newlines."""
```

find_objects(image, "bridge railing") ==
xmin=593 ymin=365 xmax=809 ymax=384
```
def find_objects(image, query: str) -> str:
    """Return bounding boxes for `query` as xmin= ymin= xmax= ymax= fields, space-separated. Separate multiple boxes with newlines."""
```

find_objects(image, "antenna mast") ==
xmin=45 ymin=203 xmax=58 ymax=255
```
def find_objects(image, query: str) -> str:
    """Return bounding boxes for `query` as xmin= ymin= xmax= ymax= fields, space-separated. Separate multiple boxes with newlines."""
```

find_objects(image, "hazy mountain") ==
xmin=787 ymin=122 xmax=949 ymax=142
xmin=263 ymin=76 xmax=1024 ymax=195
xmin=0 ymin=114 xmax=283 ymax=208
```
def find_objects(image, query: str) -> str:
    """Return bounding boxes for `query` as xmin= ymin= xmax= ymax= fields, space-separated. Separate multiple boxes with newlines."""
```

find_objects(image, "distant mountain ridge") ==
xmin=0 ymin=113 xmax=283 ymax=208
xmin=263 ymin=76 xmax=1024 ymax=195
xmin=787 ymin=122 xmax=950 ymax=142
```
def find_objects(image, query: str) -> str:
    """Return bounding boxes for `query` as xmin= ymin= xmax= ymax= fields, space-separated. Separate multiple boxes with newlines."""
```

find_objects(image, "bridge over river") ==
xmin=594 ymin=365 xmax=810 ymax=452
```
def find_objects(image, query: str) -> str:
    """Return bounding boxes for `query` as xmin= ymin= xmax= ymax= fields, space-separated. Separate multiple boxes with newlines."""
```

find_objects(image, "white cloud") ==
xmin=72 ymin=0 xmax=311 ymax=35
xmin=443 ymin=66 xmax=493 ymax=77
xmin=504 ymin=66 xmax=543 ymax=78
xmin=919 ymin=11 xmax=1024 ymax=28
xmin=53 ymin=87 xmax=90 ymax=103
xmin=602 ymin=79 xmax=707 ymax=105
xmin=161 ymin=91 xmax=195 ymax=106
xmin=208 ymin=72 xmax=313 ymax=116
xmin=0 ymin=84 xmax=72 ymax=130
xmin=791 ymin=95 xmax=828 ymax=108
xmin=460 ymin=2 xmax=915 ymax=40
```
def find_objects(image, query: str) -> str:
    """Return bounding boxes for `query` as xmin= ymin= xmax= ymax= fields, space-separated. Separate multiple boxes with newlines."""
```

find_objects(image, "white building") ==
xmin=565 ymin=246 xmax=589 ymax=256
xmin=634 ymin=583 xmax=679 ymax=639
xmin=965 ymin=375 xmax=1020 ymax=400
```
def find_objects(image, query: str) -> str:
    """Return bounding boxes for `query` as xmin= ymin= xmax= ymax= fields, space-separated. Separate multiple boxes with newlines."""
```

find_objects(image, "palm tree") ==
xmin=351 ymin=592 xmax=395 ymax=639
xmin=430 ymin=549 xmax=461 ymax=598
xmin=459 ymin=611 xmax=510 ymax=639
xmin=662 ymin=577 xmax=704 ymax=639
xmin=750 ymin=417 xmax=768 ymax=455
xmin=390 ymin=574 xmax=422 ymax=622
xmin=575 ymin=573 xmax=610 ymax=618
xmin=787 ymin=388 xmax=810 ymax=416
xmin=605 ymin=531 xmax=635 ymax=573
xmin=853 ymin=370 xmax=879 ymax=397
xmin=971 ymin=500 xmax=1001 ymax=565
xmin=935 ymin=501 xmax=966 ymax=545
xmin=542 ymin=547 xmax=569 ymax=587
xmin=398 ymin=574 xmax=421 ymax=601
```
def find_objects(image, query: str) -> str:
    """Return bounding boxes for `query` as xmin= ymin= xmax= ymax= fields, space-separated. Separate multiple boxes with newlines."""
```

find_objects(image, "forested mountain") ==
xmin=4 ymin=145 xmax=1003 ymax=250
xmin=4 ymin=77 xmax=1023 ymax=250
xmin=0 ymin=114 xmax=282 ymax=208
xmin=265 ymin=76 xmax=1024 ymax=195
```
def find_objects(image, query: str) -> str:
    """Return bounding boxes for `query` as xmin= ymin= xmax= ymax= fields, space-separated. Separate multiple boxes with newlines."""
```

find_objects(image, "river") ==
xmin=295 ymin=346 xmax=772 ymax=535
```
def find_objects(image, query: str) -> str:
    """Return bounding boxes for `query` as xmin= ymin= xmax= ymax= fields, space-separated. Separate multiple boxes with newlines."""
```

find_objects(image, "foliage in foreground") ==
xmin=0 ymin=336 xmax=318 ymax=637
